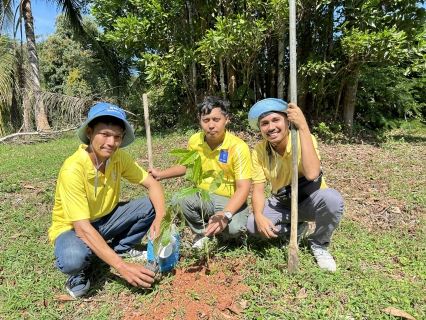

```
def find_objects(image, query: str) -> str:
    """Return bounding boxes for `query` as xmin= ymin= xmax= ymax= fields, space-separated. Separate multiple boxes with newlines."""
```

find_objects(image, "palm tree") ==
xmin=0 ymin=0 xmax=85 ymax=133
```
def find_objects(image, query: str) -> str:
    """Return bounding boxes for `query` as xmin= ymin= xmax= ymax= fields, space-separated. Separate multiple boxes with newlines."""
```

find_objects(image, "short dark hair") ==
xmin=198 ymin=96 xmax=230 ymax=118
xmin=88 ymin=116 xmax=125 ymax=131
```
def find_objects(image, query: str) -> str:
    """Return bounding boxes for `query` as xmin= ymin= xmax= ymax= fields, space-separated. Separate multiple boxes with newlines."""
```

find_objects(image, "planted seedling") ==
xmin=170 ymin=149 xmax=225 ymax=267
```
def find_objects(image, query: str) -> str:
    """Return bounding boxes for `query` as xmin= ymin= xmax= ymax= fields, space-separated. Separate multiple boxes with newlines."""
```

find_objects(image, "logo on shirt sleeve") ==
xmin=219 ymin=150 xmax=228 ymax=163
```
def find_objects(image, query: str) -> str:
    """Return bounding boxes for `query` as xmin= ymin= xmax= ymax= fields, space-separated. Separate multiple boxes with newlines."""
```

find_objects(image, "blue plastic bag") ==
xmin=147 ymin=224 xmax=180 ymax=271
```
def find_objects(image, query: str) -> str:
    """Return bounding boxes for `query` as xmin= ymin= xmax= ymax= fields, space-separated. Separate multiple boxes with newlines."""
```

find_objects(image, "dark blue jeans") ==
xmin=54 ymin=196 xmax=155 ymax=275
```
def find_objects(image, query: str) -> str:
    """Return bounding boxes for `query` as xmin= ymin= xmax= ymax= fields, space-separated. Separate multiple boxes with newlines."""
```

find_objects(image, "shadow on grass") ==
xmin=386 ymin=134 xmax=426 ymax=143
xmin=86 ymin=255 xmax=158 ymax=297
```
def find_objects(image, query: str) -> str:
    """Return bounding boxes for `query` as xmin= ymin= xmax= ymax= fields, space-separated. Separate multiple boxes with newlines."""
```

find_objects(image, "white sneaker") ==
xmin=117 ymin=248 xmax=147 ymax=261
xmin=192 ymin=234 xmax=209 ymax=250
xmin=309 ymin=243 xmax=337 ymax=272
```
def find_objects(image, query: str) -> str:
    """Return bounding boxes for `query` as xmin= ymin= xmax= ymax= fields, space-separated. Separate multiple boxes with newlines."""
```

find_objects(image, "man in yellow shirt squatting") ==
xmin=48 ymin=103 xmax=166 ymax=298
xmin=149 ymin=96 xmax=252 ymax=249
xmin=247 ymin=98 xmax=344 ymax=272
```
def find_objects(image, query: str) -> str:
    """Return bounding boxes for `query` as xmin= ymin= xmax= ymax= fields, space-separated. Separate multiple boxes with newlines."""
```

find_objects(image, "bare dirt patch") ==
xmin=119 ymin=256 xmax=252 ymax=320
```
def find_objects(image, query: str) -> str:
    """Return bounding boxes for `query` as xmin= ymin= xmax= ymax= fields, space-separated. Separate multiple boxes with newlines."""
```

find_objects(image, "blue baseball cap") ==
xmin=248 ymin=98 xmax=288 ymax=130
xmin=77 ymin=103 xmax=135 ymax=148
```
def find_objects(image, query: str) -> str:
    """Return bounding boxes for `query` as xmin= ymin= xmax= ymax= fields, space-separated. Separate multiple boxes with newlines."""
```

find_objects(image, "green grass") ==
xmin=1 ymin=126 xmax=425 ymax=319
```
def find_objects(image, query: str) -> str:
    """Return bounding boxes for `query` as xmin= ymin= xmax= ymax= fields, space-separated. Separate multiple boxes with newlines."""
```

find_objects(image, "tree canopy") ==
xmin=1 ymin=0 xmax=425 ymax=136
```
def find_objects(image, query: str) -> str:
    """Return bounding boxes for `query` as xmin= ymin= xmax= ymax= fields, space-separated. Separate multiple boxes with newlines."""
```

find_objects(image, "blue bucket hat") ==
xmin=77 ymin=103 xmax=135 ymax=148
xmin=248 ymin=98 xmax=288 ymax=130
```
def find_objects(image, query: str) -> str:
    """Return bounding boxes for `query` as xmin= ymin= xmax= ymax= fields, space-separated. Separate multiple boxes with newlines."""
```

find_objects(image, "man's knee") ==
xmin=225 ymin=212 xmax=249 ymax=238
xmin=246 ymin=213 xmax=257 ymax=235
xmin=54 ymin=231 xmax=91 ymax=275
xmin=55 ymin=244 xmax=90 ymax=275
xmin=323 ymin=189 xmax=344 ymax=219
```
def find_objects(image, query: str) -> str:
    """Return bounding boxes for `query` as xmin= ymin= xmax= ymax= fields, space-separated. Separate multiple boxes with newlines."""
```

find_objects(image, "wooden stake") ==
xmin=143 ymin=94 xmax=153 ymax=169
xmin=288 ymin=0 xmax=299 ymax=273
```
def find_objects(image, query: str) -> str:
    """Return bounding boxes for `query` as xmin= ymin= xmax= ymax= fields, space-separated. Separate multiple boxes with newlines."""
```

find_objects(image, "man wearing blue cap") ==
xmin=247 ymin=98 xmax=344 ymax=272
xmin=48 ymin=103 xmax=166 ymax=297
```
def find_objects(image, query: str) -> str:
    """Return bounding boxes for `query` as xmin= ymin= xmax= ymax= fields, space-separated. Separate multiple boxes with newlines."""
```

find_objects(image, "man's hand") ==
xmin=287 ymin=102 xmax=308 ymax=131
xmin=117 ymin=261 xmax=156 ymax=288
xmin=205 ymin=213 xmax=228 ymax=237
xmin=149 ymin=217 xmax=162 ymax=240
xmin=255 ymin=215 xmax=279 ymax=239
xmin=147 ymin=168 xmax=162 ymax=181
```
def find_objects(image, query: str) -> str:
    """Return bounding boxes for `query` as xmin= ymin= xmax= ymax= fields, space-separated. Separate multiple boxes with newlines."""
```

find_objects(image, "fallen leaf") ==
xmin=23 ymin=185 xmax=35 ymax=189
xmin=388 ymin=206 xmax=401 ymax=214
xmin=237 ymin=299 xmax=248 ymax=310
xmin=382 ymin=307 xmax=416 ymax=320
xmin=388 ymin=274 xmax=403 ymax=281
xmin=9 ymin=234 xmax=21 ymax=239
xmin=53 ymin=295 xmax=75 ymax=301
xmin=296 ymin=287 xmax=308 ymax=299
xmin=227 ymin=305 xmax=242 ymax=315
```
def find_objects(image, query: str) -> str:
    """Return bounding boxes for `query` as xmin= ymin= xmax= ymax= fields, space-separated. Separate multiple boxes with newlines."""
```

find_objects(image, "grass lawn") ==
xmin=0 ymin=124 xmax=425 ymax=319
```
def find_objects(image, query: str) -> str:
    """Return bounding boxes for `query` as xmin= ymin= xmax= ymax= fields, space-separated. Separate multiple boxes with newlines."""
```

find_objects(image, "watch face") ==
xmin=224 ymin=211 xmax=232 ymax=220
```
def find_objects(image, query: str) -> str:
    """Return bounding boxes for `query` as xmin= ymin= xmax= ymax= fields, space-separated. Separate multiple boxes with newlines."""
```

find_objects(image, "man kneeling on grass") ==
xmin=48 ymin=103 xmax=166 ymax=298
xmin=246 ymin=98 xmax=344 ymax=272
xmin=148 ymin=96 xmax=252 ymax=249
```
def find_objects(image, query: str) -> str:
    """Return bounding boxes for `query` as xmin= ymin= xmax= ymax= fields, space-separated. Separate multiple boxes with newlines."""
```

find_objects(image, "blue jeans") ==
xmin=54 ymin=196 xmax=155 ymax=275
xmin=247 ymin=188 xmax=344 ymax=246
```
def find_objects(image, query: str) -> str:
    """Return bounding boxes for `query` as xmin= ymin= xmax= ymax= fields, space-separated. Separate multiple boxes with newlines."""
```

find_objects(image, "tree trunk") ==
xmin=22 ymin=0 xmax=51 ymax=132
xmin=187 ymin=1 xmax=197 ymax=104
xmin=22 ymin=89 xmax=33 ymax=132
xmin=277 ymin=33 xmax=285 ymax=99
xmin=10 ymin=72 xmax=22 ymax=132
xmin=219 ymin=56 xmax=226 ymax=98
xmin=342 ymin=68 xmax=360 ymax=135
xmin=227 ymin=57 xmax=236 ymax=101
xmin=267 ymin=39 xmax=277 ymax=98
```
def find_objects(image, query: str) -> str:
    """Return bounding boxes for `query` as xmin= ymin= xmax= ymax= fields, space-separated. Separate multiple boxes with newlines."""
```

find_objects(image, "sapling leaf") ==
xmin=192 ymin=157 xmax=202 ymax=184
xmin=202 ymin=170 xmax=215 ymax=179
xmin=175 ymin=186 xmax=199 ymax=200
xmin=161 ymin=228 xmax=171 ymax=247
xmin=170 ymin=149 xmax=190 ymax=157
xmin=200 ymin=189 xmax=210 ymax=202
xmin=180 ymin=150 xmax=199 ymax=166
xmin=185 ymin=164 xmax=194 ymax=181
xmin=153 ymin=207 xmax=173 ymax=259
xmin=209 ymin=170 xmax=224 ymax=194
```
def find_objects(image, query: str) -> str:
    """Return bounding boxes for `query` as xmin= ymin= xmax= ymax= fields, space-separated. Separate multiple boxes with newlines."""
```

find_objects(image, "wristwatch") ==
xmin=223 ymin=211 xmax=233 ymax=222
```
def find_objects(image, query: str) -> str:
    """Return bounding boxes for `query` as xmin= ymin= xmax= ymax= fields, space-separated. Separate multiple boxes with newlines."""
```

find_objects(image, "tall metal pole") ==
xmin=288 ymin=0 xmax=299 ymax=272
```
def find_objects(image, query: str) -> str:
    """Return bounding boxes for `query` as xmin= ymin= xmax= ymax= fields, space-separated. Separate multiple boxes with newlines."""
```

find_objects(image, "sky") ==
xmin=31 ymin=1 xmax=59 ymax=38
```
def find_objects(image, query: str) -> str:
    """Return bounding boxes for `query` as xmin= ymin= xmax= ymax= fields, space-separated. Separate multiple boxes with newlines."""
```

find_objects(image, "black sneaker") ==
xmin=66 ymin=270 xmax=90 ymax=298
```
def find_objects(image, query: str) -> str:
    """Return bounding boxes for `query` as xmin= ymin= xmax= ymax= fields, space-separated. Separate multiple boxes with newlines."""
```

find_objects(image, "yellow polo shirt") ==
xmin=251 ymin=132 xmax=327 ymax=193
xmin=187 ymin=131 xmax=252 ymax=198
xmin=48 ymin=144 xmax=148 ymax=245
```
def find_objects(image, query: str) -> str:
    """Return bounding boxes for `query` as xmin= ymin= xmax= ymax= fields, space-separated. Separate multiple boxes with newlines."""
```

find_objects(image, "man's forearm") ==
xmin=148 ymin=182 xmax=167 ymax=219
xmin=157 ymin=165 xmax=187 ymax=181
xmin=74 ymin=220 xmax=127 ymax=272
xmin=252 ymin=183 xmax=266 ymax=218
xmin=222 ymin=179 xmax=251 ymax=215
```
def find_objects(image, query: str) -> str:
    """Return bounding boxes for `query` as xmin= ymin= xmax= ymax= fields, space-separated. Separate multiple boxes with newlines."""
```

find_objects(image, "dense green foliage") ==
xmin=1 ymin=1 xmax=425 ymax=136
xmin=88 ymin=0 xmax=426 ymax=132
